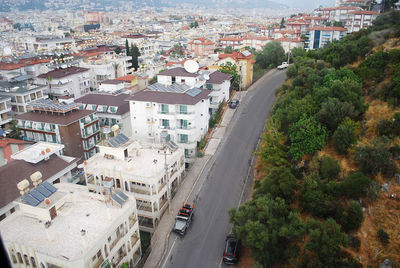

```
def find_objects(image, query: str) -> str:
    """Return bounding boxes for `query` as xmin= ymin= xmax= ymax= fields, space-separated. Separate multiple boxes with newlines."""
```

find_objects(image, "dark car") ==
xmin=223 ymin=235 xmax=241 ymax=264
xmin=229 ymin=99 xmax=239 ymax=109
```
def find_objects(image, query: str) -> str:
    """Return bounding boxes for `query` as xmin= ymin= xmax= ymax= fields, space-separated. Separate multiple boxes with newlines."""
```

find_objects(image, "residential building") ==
xmin=346 ymin=10 xmax=380 ymax=33
xmin=36 ymin=66 xmax=90 ymax=99
xmin=0 ymin=81 xmax=46 ymax=114
xmin=188 ymin=38 xmax=215 ymax=57
xmin=0 ymin=95 xmax=11 ymax=130
xmin=275 ymin=37 xmax=305 ymax=53
xmin=305 ymin=26 xmax=348 ymax=50
xmin=116 ymin=74 xmax=149 ymax=92
xmin=0 ymin=182 xmax=141 ymax=268
xmin=157 ymin=67 xmax=204 ymax=88
xmin=242 ymin=36 xmax=272 ymax=51
xmin=123 ymin=34 xmax=159 ymax=58
xmin=75 ymin=93 xmax=132 ymax=137
xmin=0 ymin=58 xmax=52 ymax=79
xmin=129 ymin=84 xmax=210 ymax=162
xmin=99 ymin=79 xmax=126 ymax=93
xmin=216 ymin=50 xmax=255 ymax=90
xmin=205 ymin=71 xmax=231 ymax=114
xmin=24 ymin=35 xmax=76 ymax=53
xmin=15 ymin=99 xmax=100 ymax=160
xmin=321 ymin=6 xmax=360 ymax=23
xmin=84 ymin=135 xmax=185 ymax=232
xmin=0 ymin=142 xmax=77 ymax=222
xmin=0 ymin=137 xmax=32 ymax=167
xmin=219 ymin=37 xmax=244 ymax=50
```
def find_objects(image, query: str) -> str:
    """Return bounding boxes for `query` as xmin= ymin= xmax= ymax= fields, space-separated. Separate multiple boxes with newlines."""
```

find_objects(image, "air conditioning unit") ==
xmin=146 ymin=103 xmax=151 ymax=107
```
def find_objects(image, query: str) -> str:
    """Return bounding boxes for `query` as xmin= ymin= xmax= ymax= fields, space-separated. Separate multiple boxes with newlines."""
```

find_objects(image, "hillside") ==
xmin=229 ymin=10 xmax=400 ymax=267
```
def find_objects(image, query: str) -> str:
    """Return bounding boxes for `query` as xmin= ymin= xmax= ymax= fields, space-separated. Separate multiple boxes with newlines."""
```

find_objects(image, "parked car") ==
xmin=223 ymin=235 xmax=241 ymax=264
xmin=277 ymin=62 xmax=289 ymax=70
xmin=229 ymin=99 xmax=239 ymax=109
xmin=173 ymin=202 xmax=194 ymax=236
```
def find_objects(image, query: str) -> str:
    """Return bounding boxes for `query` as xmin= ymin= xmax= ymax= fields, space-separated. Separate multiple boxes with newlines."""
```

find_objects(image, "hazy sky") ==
xmin=279 ymin=0 xmax=336 ymax=8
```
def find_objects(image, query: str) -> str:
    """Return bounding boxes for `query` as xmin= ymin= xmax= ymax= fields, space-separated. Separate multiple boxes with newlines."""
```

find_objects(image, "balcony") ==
xmin=113 ymin=249 xmax=127 ymax=266
xmin=177 ymin=140 xmax=196 ymax=145
xmin=110 ymin=230 xmax=126 ymax=251
xmin=131 ymin=187 xmax=151 ymax=195
xmin=83 ymin=142 xmax=96 ymax=151
xmin=159 ymin=198 xmax=168 ymax=209
xmin=176 ymin=110 xmax=195 ymax=115
xmin=93 ymin=256 xmax=104 ymax=268
xmin=158 ymin=125 xmax=174 ymax=130
xmin=157 ymin=110 xmax=174 ymax=115
xmin=158 ymin=181 xmax=167 ymax=192
xmin=131 ymin=234 xmax=139 ymax=248
xmin=176 ymin=125 xmax=195 ymax=130
xmin=87 ymin=175 xmax=95 ymax=185
xmin=129 ymin=216 xmax=138 ymax=228
xmin=81 ymin=128 xmax=100 ymax=139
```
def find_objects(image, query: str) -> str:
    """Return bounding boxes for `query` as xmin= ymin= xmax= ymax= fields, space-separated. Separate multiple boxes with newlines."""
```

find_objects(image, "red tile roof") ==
xmin=130 ymin=88 xmax=210 ymax=105
xmin=348 ymin=10 xmax=380 ymax=15
xmin=158 ymin=67 xmax=199 ymax=78
xmin=0 ymin=138 xmax=30 ymax=148
xmin=218 ymin=51 xmax=253 ymax=61
xmin=307 ymin=26 xmax=348 ymax=31
xmin=116 ymin=74 xmax=137 ymax=82
xmin=207 ymin=71 xmax=231 ymax=84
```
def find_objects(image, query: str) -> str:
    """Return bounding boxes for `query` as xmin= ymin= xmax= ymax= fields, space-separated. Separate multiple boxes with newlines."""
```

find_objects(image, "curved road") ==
xmin=161 ymin=69 xmax=287 ymax=268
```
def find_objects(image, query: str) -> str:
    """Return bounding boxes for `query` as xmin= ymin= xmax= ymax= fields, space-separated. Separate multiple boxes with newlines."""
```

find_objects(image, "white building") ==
xmin=0 ymin=81 xmax=46 ymax=114
xmin=346 ymin=10 xmax=380 ymax=33
xmin=24 ymin=36 xmax=76 ymax=53
xmin=0 ymin=95 xmax=12 ymax=130
xmin=305 ymin=26 xmax=348 ymax=50
xmin=129 ymin=84 xmax=210 ymax=162
xmin=75 ymin=93 xmax=132 ymax=137
xmin=204 ymin=71 xmax=231 ymax=114
xmin=0 ymin=182 xmax=141 ymax=268
xmin=321 ymin=6 xmax=361 ymax=23
xmin=84 ymin=134 xmax=185 ymax=232
xmin=0 ymin=142 xmax=78 ymax=223
xmin=36 ymin=66 xmax=90 ymax=99
xmin=98 ymin=79 xmax=125 ymax=93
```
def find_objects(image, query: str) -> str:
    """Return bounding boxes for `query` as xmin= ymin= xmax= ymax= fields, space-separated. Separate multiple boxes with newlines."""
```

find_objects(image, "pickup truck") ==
xmin=173 ymin=202 xmax=194 ymax=236
xmin=277 ymin=62 xmax=289 ymax=70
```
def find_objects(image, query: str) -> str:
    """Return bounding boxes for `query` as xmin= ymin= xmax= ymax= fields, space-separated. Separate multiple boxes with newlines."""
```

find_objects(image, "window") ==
xmin=180 ymin=134 xmax=188 ymax=143
xmin=179 ymin=105 xmax=187 ymax=114
xmin=206 ymin=84 xmax=213 ymax=90
xmin=161 ymin=104 xmax=169 ymax=114
xmin=31 ymin=257 xmax=37 ymax=268
xmin=161 ymin=119 xmax=169 ymax=128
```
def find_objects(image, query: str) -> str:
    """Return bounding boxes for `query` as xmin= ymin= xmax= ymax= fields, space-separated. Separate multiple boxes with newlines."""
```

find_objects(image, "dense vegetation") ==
xmin=229 ymin=11 xmax=400 ymax=267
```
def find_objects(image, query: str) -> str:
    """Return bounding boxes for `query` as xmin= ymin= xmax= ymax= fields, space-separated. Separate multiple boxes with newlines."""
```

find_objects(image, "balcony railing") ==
xmin=176 ymin=125 xmax=195 ymax=130
xmin=177 ymin=140 xmax=196 ymax=145
xmin=129 ymin=216 xmax=138 ymax=228
xmin=114 ymin=249 xmax=127 ymax=266
xmin=159 ymin=198 xmax=167 ymax=209
xmin=131 ymin=187 xmax=151 ymax=195
xmin=176 ymin=110 xmax=195 ymax=115
xmin=110 ymin=230 xmax=125 ymax=251
xmin=93 ymin=256 xmax=104 ymax=268
xmin=158 ymin=125 xmax=174 ymax=130
xmin=158 ymin=181 xmax=167 ymax=192
xmin=131 ymin=234 xmax=139 ymax=247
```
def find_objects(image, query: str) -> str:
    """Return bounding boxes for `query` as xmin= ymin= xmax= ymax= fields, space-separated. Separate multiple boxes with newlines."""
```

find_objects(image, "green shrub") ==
xmin=340 ymin=172 xmax=372 ymax=199
xmin=377 ymin=119 xmax=393 ymax=137
xmin=320 ymin=156 xmax=341 ymax=180
xmin=349 ymin=235 xmax=361 ymax=251
xmin=377 ymin=229 xmax=390 ymax=245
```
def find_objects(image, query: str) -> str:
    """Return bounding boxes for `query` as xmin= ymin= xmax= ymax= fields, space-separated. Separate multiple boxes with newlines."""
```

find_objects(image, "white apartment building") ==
xmin=305 ymin=26 xmax=348 ymax=50
xmin=0 ymin=81 xmax=46 ymax=114
xmin=75 ymin=93 xmax=132 ymax=137
xmin=157 ymin=67 xmax=204 ymax=88
xmin=242 ymin=36 xmax=272 ymax=51
xmin=84 ymin=135 xmax=185 ymax=232
xmin=321 ymin=6 xmax=361 ymax=23
xmin=0 ymin=182 xmax=141 ymax=268
xmin=123 ymin=34 xmax=159 ymax=57
xmin=24 ymin=35 xmax=76 ymax=53
xmin=36 ymin=66 xmax=90 ymax=99
xmin=0 ymin=142 xmax=78 ymax=223
xmin=80 ymin=55 xmax=131 ymax=90
xmin=346 ymin=10 xmax=380 ymax=33
xmin=0 ymin=95 xmax=12 ymax=130
xmin=205 ymin=71 xmax=231 ymax=114
xmin=129 ymin=84 xmax=210 ymax=162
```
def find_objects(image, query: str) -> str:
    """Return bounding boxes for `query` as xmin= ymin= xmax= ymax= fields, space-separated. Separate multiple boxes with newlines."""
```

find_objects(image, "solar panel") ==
xmin=119 ymin=134 xmax=129 ymax=143
xmin=108 ymin=139 xmax=119 ymax=148
xmin=22 ymin=194 xmax=41 ymax=206
xmin=167 ymin=140 xmax=179 ymax=151
xmin=116 ymin=189 xmax=128 ymax=201
xmin=112 ymin=193 xmax=125 ymax=206
xmin=36 ymin=185 xmax=52 ymax=197
xmin=113 ymin=135 xmax=124 ymax=144
xmin=186 ymin=88 xmax=201 ymax=97
xmin=42 ymin=181 xmax=57 ymax=193
xmin=29 ymin=189 xmax=45 ymax=202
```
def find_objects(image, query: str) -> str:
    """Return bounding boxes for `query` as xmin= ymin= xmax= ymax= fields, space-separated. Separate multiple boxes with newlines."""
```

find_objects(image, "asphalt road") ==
xmin=161 ymin=69 xmax=287 ymax=268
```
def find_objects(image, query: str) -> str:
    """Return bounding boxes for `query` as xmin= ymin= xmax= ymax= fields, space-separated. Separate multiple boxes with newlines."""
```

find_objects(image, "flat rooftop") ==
xmin=86 ymin=141 xmax=182 ymax=180
xmin=0 ymin=183 xmax=136 ymax=261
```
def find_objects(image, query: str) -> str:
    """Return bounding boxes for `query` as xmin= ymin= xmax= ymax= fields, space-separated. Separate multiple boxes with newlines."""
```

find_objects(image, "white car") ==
xmin=277 ymin=62 xmax=289 ymax=70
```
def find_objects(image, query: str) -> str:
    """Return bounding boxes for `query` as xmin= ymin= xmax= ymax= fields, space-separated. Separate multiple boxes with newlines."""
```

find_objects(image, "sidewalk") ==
xmin=143 ymin=72 xmax=274 ymax=267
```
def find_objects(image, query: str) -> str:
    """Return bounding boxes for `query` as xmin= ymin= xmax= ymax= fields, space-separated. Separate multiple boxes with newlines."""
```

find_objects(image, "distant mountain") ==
xmin=161 ymin=0 xmax=289 ymax=9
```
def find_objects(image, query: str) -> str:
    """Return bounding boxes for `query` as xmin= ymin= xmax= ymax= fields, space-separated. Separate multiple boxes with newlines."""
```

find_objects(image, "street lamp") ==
xmin=160 ymin=131 xmax=171 ymax=215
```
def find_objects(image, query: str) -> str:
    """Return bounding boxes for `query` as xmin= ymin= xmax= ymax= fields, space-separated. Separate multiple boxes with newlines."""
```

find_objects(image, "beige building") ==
xmin=84 ymin=133 xmax=185 ymax=232
xmin=0 ymin=182 xmax=141 ymax=268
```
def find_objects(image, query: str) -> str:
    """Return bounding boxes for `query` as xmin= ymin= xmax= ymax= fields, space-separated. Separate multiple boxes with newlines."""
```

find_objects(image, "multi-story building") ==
xmin=321 ymin=6 xmax=360 ymax=23
xmin=346 ymin=10 xmax=380 ymax=33
xmin=75 ymin=93 xmax=132 ymax=137
xmin=0 ymin=95 xmax=11 ymax=130
xmin=242 ymin=36 xmax=272 ymax=51
xmin=24 ymin=35 xmax=76 ymax=53
xmin=205 ymin=71 xmax=231 ymax=114
xmin=305 ymin=26 xmax=348 ymax=50
xmin=0 ymin=182 xmax=141 ymax=268
xmin=219 ymin=37 xmax=244 ymax=50
xmin=0 ymin=142 xmax=78 ymax=223
xmin=157 ymin=67 xmax=204 ymax=88
xmin=36 ymin=66 xmax=90 ymax=99
xmin=275 ymin=37 xmax=305 ymax=53
xmin=188 ymin=38 xmax=215 ymax=57
xmin=215 ymin=50 xmax=255 ymax=90
xmin=129 ymin=84 xmax=210 ymax=162
xmin=0 ymin=81 xmax=46 ymax=114
xmin=15 ymin=99 xmax=100 ymax=160
xmin=84 ymin=135 xmax=185 ymax=232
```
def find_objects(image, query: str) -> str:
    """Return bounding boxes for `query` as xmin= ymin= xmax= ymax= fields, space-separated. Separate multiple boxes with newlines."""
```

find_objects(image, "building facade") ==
xmin=305 ymin=26 xmax=348 ymax=50
xmin=15 ymin=99 xmax=100 ymax=160
xmin=84 ymin=136 xmax=185 ymax=232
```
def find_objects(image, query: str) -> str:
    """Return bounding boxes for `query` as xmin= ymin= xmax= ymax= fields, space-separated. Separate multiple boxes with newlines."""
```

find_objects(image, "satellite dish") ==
xmin=40 ymin=65 xmax=49 ymax=74
xmin=184 ymin=60 xmax=199 ymax=74
xmin=202 ymin=73 xmax=210 ymax=80
xmin=3 ymin=47 xmax=12 ymax=56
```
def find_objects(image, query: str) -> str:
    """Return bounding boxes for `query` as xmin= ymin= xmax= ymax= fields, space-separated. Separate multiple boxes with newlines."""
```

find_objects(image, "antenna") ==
xmin=184 ymin=60 xmax=199 ymax=74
